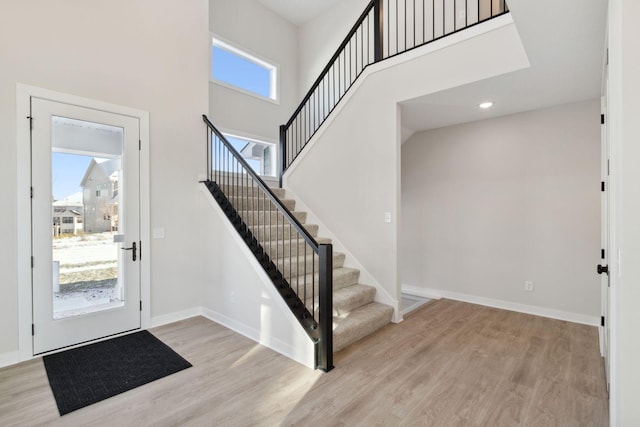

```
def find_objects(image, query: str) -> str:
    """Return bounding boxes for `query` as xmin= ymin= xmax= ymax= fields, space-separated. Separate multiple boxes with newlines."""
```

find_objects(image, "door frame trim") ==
xmin=16 ymin=84 xmax=151 ymax=362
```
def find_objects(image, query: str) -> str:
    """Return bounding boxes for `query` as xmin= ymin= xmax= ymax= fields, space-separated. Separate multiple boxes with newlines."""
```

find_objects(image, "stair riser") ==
xmin=277 ymin=253 xmax=345 ymax=280
xmin=333 ymin=305 xmax=394 ymax=352
xmin=308 ymin=286 xmax=377 ymax=317
xmin=289 ymin=269 xmax=360 ymax=298
xmin=248 ymin=224 xmax=318 ymax=241
xmin=262 ymin=238 xmax=330 ymax=259
xmin=237 ymin=210 xmax=307 ymax=225
xmin=263 ymin=236 xmax=331 ymax=259
xmin=228 ymin=197 xmax=295 ymax=211
xmin=219 ymin=185 xmax=286 ymax=198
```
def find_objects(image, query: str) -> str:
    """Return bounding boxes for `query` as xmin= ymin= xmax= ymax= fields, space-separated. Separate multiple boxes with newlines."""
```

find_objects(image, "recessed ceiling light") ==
xmin=479 ymin=102 xmax=494 ymax=109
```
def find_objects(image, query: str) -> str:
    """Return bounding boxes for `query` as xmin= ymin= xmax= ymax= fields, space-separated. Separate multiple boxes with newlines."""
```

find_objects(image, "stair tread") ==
xmin=229 ymin=196 xmax=295 ymax=202
xmin=229 ymin=196 xmax=296 ymax=211
xmin=333 ymin=302 xmax=393 ymax=352
xmin=241 ymin=210 xmax=306 ymax=215
xmin=262 ymin=236 xmax=331 ymax=246
xmin=306 ymin=284 xmax=376 ymax=316
xmin=275 ymin=250 xmax=345 ymax=261
xmin=279 ymin=253 xmax=345 ymax=278
xmin=333 ymin=284 xmax=376 ymax=308
xmin=249 ymin=223 xmax=319 ymax=239
xmin=290 ymin=267 xmax=360 ymax=290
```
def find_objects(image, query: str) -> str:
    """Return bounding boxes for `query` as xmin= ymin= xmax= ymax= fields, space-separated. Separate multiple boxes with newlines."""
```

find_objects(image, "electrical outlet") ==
xmin=152 ymin=227 xmax=165 ymax=239
xmin=384 ymin=212 xmax=391 ymax=223
xmin=524 ymin=281 xmax=534 ymax=292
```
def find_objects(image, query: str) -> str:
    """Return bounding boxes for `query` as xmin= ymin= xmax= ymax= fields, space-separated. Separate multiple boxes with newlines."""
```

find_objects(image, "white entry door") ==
xmin=31 ymin=97 xmax=141 ymax=355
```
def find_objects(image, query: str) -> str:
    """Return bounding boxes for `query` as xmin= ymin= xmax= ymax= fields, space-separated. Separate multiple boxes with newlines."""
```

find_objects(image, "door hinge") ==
xmin=606 ymin=48 xmax=609 ymax=66
xmin=139 ymin=139 xmax=141 ymax=150
xmin=139 ymin=241 xmax=142 ymax=260
xmin=601 ymin=182 xmax=605 ymax=192
xmin=32 ymin=324 xmax=35 ymax=336
xmin=140 ymin=300 xmax=142 ymax=311
xmin=601 ymin=114 xmax=605 ymax=125
xmin=601 ymin=249 xmax=605 ymax=260
xmin=27 ymin=116 xmax=33 ymax=130
xmin=30 ymin=187 xmax=33 ymax=198
xmin=601 ymin=316 xmax=605 ymax=327
xmin=31 ymin=256 xmax=34 ymax=268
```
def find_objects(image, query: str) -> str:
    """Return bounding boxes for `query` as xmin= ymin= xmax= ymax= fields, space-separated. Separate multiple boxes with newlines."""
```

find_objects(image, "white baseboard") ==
xmin=402 ymin=285 xmax=444 ymax=300
xmin=150 ymin=307 xmax=204 ymax=328
xmin=0 ymin=351 xmax=20 ymax=369
xmin=150 ymin=306 xmax=315 ymax=369
xmin=402 ymin=284 xmax=599 ymax=326
xmin=0 ymin=305 xmax=313 ymax=369
xmin=201 ymin=308 xmax=314 ymax=369
xmin=0 ymin=309 xmax=204 ymax=369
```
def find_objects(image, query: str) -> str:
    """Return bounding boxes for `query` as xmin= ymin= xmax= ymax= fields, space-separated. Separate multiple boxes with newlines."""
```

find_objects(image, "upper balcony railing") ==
xmin=280 ymin=0 xmax=509 ymax=175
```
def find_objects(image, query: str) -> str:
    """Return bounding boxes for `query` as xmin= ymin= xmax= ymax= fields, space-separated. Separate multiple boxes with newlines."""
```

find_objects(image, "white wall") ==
xmin=209 ymin=0 xmax=298 ymax=141
xmin=609 ymin=0 xmax=640 ymax=424
xmin=296 ymin=0 xmax=370 ymax=96
xmin=198 ymin=187 xmax=315 ymax=368
xmin=0 ymin=0 xmax=208 ymax=358
xmin=284 ymin=16 xmax=529 ymax=312
xmin=401 ymin=100 xmax=601 ymax=320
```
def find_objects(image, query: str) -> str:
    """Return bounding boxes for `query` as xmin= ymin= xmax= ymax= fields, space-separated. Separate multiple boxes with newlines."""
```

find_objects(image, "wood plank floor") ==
xmin=0 ymin=299 xmax=608 ymax=426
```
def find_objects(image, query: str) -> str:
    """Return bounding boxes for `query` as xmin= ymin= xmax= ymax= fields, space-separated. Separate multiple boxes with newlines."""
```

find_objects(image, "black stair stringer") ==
xmin=203 ymin=180 xmax=319 ymax=339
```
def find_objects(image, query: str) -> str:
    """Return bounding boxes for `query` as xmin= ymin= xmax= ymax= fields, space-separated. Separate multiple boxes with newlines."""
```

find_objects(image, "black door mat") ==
xmin=43 ymin=330 xmax=192 ymax=415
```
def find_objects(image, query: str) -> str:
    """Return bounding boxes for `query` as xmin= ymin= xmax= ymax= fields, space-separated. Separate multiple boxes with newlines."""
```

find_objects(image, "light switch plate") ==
xmin=152 ymin=227 xmax=165 ymax=239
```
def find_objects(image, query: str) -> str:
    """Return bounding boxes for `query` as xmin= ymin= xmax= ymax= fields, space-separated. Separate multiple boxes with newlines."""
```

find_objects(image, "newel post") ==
xmin=279 ymin=124 xmax=287 ymax=186
xmin=317 ymin=243 xmax=334 ymax=372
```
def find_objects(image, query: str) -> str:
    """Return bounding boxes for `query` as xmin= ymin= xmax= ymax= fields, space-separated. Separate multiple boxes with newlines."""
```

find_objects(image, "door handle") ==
xmin=597 ymin=264 xmax=608 ymax=275
xmin=122 ymin=241 xmax=137 ymax=262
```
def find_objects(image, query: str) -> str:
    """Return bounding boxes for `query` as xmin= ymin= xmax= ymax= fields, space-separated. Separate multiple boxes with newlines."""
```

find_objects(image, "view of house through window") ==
xmin=211 ymin=36 xmax=278 ymax=101
xmin=51 ymin=116 xmax=125 ymax=319
xmin=225 ymin=134 xmax=277 ymax=178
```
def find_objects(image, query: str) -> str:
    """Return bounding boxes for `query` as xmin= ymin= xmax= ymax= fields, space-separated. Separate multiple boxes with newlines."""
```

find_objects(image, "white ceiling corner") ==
xmin=256 ymin=0 xmax=342 ymax=25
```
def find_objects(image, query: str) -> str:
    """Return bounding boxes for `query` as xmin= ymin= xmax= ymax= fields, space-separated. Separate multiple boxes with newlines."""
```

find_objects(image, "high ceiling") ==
xmin=256 ymin=0 xmax=607 ymax=136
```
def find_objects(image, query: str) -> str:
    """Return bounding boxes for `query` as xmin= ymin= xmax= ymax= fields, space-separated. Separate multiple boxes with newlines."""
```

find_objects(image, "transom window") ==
xmin=211 ymin=36 xmax=278 ymax=102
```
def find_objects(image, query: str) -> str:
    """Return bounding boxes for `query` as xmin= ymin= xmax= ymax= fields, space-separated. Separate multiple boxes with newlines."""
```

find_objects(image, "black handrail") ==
xmin=203 ymin=115 xmax=334 ymax=372
xmin=204 ymin=115 xmax=319 ymax=251
xmin=285 ymin=0 xmax=376 ymax=128
xmin=280 ymin=0 xmax=509 ymax=175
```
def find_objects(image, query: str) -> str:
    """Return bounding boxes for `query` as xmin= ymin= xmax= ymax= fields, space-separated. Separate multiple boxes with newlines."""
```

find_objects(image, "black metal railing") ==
xmin=203 ymin=115 xmax=334 ymax=372
xmin=280 ymin=0 xmax=509 ymax=174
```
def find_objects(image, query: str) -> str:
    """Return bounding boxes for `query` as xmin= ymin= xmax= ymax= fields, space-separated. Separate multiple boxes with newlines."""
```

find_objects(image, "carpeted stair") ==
xmin=240 ymin=186 xmax=394 ymax=352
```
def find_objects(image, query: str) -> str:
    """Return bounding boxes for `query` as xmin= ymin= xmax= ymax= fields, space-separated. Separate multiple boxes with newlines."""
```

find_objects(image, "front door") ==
xmin=31 ymin=97 xmax=141 ymax=355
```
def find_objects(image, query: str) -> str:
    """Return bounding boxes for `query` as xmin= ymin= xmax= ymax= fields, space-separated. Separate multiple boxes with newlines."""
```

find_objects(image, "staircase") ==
xmin=203 ymin=1 xmax=509 ymax=369
xmin=211 ymin=180 xmax=394 ymax=353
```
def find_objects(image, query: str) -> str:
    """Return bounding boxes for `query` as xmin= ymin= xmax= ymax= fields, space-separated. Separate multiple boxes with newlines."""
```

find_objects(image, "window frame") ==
xmin=222 ymin=131 xmax=278 ymax=179
xmin=210 ymin=35 xmax=279 ymax=104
